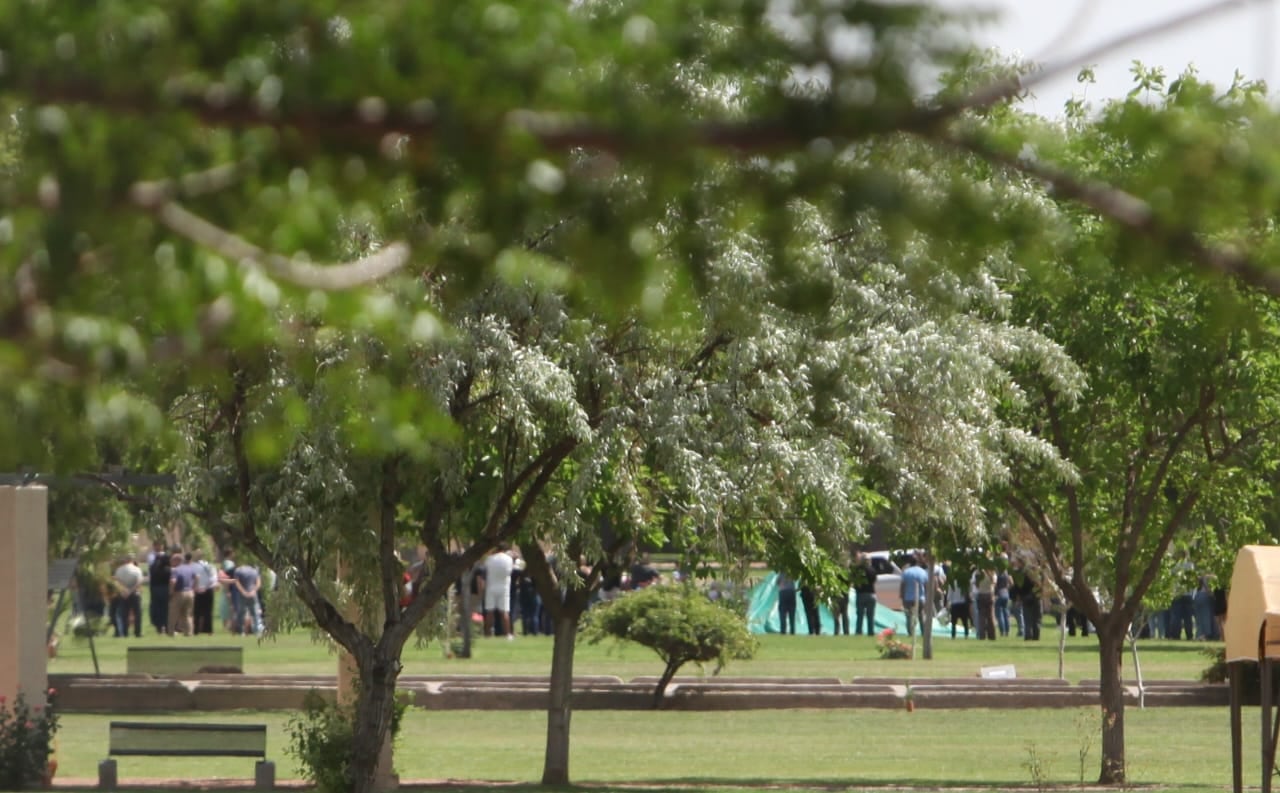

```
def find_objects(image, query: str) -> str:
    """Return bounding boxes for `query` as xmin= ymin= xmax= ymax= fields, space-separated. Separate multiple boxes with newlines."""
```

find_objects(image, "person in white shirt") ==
xmin=112 ymin=554 xmax=144 ymax=638
xmin=482 ymin=544 xmax=515 ymax=639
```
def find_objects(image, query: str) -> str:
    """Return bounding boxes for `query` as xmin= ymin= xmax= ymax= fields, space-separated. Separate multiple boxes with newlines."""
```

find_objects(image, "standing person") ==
xmin=258 ymin=567 xmax=275 ymax=625
xmin=233 ymin=559 xmax=262 ymax=635
xmin=107 ymin=556 xmax=127 ymax=638
xmin=219 ymin=549 xmax=240 ymax=632
xmin=831 ymin=569 xmax=851 ymax=636
xmin=191 ymin=549 xmax=217 ymax=635
xmin=1017 ymin=561 xmax=1042 ymax=641
xmin=112 ymin=554 xmax=144 ymax=638
xmin=514 ymin=555 xmax=539 ymax=636
xmin=482 ymin=544 xmax=515 ymax=639
xmin=946 ymin=572 xmax=971 ymax=638
xmin=852 ymin=554 xmax=879 ymax=636
xmin=1168 ymin=553 xmax=1197 ymax=640
xmin=1194 ymin=575 xmax=1218 ymax=640
xmin=799 ymin=582 xmax=822 ymax=635
xmin=145 ymin=538 xmax=164 ymax=567
xmin=776 ymin=574 xmax=798 ymax=635
xmin=168 ymin=552 xmax=196 ymax=637
xmin=148 ymin=547 xmax=172 ymax=635
xmin=994 ymin=558 xmax=1012 ymax=638
xmin=974 ymin=564 xmax=997 ymax=641
xmin=899 ymin=554 xmax=929 ymax=638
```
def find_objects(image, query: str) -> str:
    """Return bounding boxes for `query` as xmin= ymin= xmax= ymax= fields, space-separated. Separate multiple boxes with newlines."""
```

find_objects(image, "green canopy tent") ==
xmin=746 ymin=572 xmax=952 ymax=637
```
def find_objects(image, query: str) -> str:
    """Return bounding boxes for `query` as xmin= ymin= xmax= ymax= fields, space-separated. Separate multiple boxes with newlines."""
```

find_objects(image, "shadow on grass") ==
xmin=45 ymin=782 xmax=1208 ymax=787
xmin=408 ymin=783 xmax=1193 ymax=793
xmin=50 ymin=780 xmax=1213 ymax=792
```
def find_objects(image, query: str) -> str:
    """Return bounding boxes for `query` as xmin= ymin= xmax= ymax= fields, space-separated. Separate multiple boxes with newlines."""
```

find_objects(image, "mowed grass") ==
xmin=51 ymin=621 xmax=1216 ymax=682
xmin=56 ymin=706 xmax=1256 ymax=790
xmin=48 ymin=622 xmax=1238 ymax=790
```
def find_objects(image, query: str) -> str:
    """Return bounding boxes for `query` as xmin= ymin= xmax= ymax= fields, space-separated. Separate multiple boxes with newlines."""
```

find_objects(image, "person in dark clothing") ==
xmin=776 ymin=574 xmax=798 ymax=634
xmin=148 ymin=550 xmax=172 ymax=635
xmin=852 ymin=553 xmax=879 ymax=635
xmin=1213 ymin=586 xmax=1228 ymax=640
xmin=514 ymin=559 xmax=539 ymax=635
xmin=1066 ymin=605 xmax=1090 ymax=637
xmin=799 ymin=583 xmax=821 ymax=635
xmin=830 ymin=571 xmax=851 ymax=636
xmin=629 ymin=554 xmax=660 ymax=589
xmin=1016 ymin=564 xmax=1042 ymax=641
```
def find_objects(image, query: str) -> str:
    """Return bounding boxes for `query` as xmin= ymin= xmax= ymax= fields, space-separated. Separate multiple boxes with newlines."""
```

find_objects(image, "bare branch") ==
xmin=1023 ymin=0 xmax=1268 ymax=97
xmin=136 ymin=196 xmax=411 ymax=291
xmin=17 ymin=67 xmax=1018 ymax=159
xmin=1119 ymin=488 xmax=1201 ymax=626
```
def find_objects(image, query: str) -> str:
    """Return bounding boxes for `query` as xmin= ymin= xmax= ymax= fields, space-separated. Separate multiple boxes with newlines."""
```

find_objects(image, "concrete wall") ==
xmin=0 ymin=486 xmax=48 ymax=708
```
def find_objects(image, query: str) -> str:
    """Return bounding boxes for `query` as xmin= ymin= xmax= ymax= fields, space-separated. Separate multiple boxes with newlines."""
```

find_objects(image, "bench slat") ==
xmin=109 ymin=722 xmax=266 ymax=758
xmin=126 ymin=647 xmax=244 ymax=676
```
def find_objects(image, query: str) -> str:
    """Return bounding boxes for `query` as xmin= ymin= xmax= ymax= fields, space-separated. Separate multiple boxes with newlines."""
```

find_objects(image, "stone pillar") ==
xmin=0 ymin=486 xmax=48 ymax=706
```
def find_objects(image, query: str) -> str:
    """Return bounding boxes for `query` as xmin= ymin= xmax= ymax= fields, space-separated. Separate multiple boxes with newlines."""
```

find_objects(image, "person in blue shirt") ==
xmin=899 ymin=554 xmax=930 ymax=638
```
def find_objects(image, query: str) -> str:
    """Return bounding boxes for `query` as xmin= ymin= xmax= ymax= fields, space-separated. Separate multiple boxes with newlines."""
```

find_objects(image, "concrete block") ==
xmin=255 ymin=760 xmax=275 ymax=790
xmin=98 ymin=758 xmax=118 ymax=790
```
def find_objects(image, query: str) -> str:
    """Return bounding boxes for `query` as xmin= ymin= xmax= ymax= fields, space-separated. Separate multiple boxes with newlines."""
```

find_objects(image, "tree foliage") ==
xmin=994 ymin=73 xmax=1280 ymax=785
xmin=584 ymin=583 xmax=758 ymax=706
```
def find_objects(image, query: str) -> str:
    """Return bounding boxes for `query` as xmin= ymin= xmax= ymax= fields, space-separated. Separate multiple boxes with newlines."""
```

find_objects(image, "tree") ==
xmin=7 ymin=6 xmax=1280 ymax=474
xmin=9 ymin=5 xmax=1280 ymax=790
xmin=584 ymin=583 xmax=758 ymax=707
xmin=995 ymin=75 xmax=1280 ymax=784
xmin=511 ymin=174 xmax=1080 ymax=782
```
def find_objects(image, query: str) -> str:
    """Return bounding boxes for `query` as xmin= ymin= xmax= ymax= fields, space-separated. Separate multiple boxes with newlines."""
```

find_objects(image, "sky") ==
xmin=934 ymin=0 xmax=1279 ymax=114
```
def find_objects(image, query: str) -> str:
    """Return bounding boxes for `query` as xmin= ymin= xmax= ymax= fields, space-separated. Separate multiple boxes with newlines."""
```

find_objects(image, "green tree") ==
xmin=995 ymin=77 xmax=1280 ymax=785
xmin=584 ymin=583 xmax=758 ymax=707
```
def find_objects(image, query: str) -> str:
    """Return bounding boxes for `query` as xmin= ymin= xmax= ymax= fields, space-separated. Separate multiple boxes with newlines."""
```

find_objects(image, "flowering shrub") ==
xmin=876 ymin=628 xmax=912 ymax=659
xmin=0 ymin=687 xmax=59 ymax=790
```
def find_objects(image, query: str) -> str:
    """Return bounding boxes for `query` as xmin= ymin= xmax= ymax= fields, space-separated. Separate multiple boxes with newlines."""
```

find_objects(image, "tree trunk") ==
xmin=655 ymin=659 xmax=686 ymax=711
xmin=349 ymin=650 xmax=402 ymax=793
xmin=1097 ymin=627 xmax=1127 ymax=785
xmin=922 ymin=551 xmax=935 ymax=659
xmin=653 ymin=660 xmax=680 ymax=709
xmin=542 ymin=611 xmax=582 ymax=785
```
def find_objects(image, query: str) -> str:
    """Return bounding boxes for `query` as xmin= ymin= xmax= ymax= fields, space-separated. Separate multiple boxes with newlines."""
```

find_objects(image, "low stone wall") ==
xmin=48 ymin=673 xmax=1228 ymax=713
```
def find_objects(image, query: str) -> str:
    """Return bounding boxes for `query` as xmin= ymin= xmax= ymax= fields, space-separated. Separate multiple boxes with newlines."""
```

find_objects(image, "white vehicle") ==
xmin=866 ymin=551 xmax=904 ymax=612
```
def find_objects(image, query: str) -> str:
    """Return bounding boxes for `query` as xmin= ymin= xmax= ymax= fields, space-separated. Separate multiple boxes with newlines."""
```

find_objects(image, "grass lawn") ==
xmin=55 ymin=706 xmax=1254 ymax=790
xmin=50 ymin=621 xmax=1219 ymax=682
xmin=43 ymin=623 xmax=1239 ymax=790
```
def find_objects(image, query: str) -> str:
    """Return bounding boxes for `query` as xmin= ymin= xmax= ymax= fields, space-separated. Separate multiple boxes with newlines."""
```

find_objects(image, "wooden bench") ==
xmin=98 ymin=722 xmax=274 ymax=790
xmin=126 ymin=645 xmax=243 ymax=676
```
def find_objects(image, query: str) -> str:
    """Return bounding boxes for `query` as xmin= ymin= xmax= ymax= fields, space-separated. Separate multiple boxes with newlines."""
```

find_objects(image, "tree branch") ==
xmin=944 ymin=130 xmax=1280 ymax=297
xmin=377 ymin=456 xmax=404 ymax=629
xmin=221 ymin=363 xmax=368 ymax=654
xmin=1119 ymin=488 xmax=1202 ymax=626
xmin=134 ymin=195 xmax=411 ymax=291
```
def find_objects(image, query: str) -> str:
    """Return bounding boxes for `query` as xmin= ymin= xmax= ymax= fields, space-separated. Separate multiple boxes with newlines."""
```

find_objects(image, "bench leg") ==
xmin=255 ymin=760 xmax=275 ymax=791
xmin=98 ymin=759 xmax=118 ymax=790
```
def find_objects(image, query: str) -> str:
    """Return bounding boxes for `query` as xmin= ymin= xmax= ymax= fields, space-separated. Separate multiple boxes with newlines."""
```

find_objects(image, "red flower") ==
xmin=47 ymin=687 xmax=56 ymax=697
xmin=879 ymin=627 xmax=894 ymax=638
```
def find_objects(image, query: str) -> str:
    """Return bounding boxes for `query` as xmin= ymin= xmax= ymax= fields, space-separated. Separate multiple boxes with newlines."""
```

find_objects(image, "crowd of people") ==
xmin=772 ymin=547 xmax=1229 ymax=642
xmin=83 ymin=541 xmax=270 ymax=638
xmin=461 ymin=545 xmax=665 ymax=638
